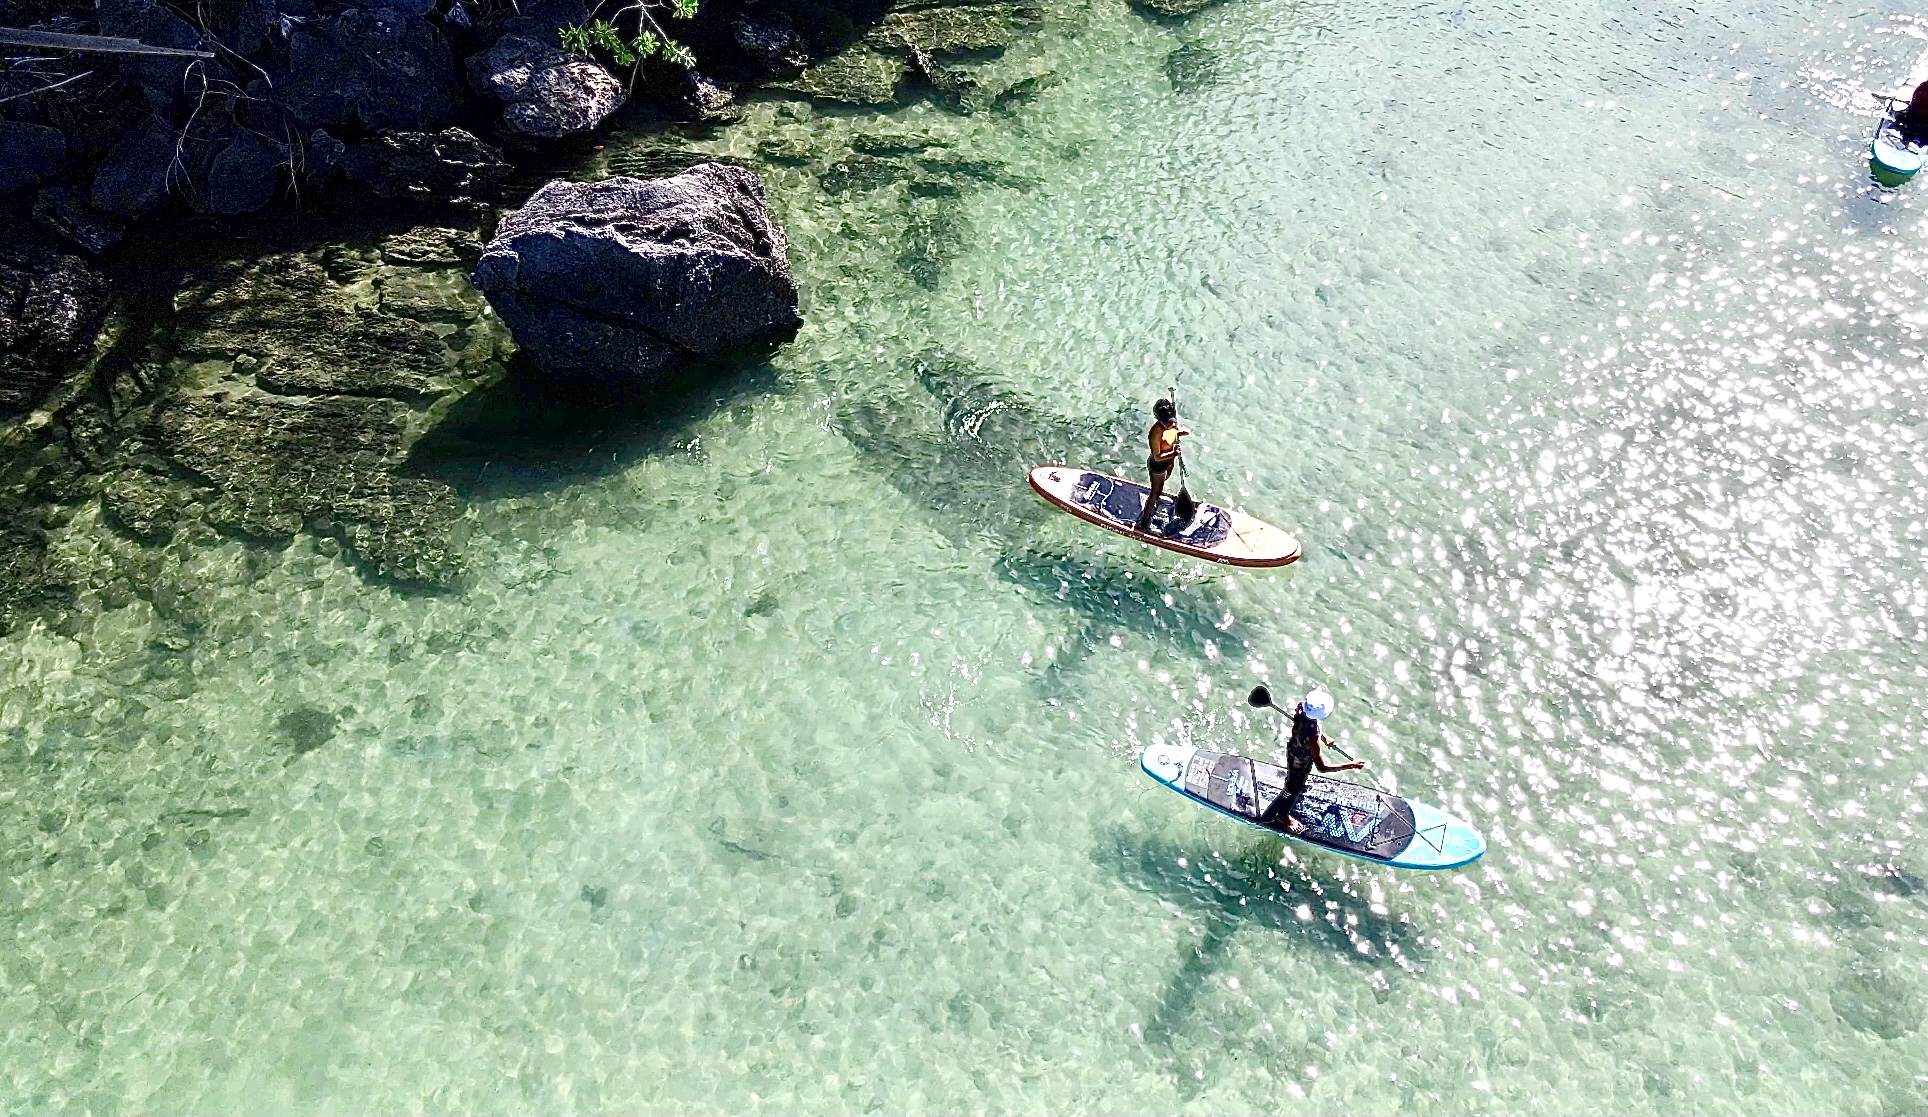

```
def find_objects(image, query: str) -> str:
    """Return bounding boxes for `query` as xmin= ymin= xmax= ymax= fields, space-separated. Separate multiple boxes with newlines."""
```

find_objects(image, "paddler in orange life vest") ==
xmin=1134 ymin=398 xmax=1188 ymax=533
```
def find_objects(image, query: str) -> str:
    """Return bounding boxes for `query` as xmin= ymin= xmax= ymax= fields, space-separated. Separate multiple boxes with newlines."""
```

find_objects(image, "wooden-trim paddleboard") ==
xmin=1028 ymin=465 xmax=1300 ymax=567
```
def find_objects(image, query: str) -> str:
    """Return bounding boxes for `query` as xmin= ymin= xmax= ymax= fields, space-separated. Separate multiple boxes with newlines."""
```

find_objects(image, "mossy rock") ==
xmin=1132 ymin=0 xmax=1224 ymax=16
xmin=144 ymin=230 xmax=506 ymax=587
xmin=819 ymin=153 xmax=916 ymax=194
xmin=771 ymin=45 xmax=906 ymax=105
xmin=100 ymin=468 xmax=199 ymax=545
xmin=756 ymin=135 xmax=818 ymax=166
xmin=871 ymin=0 xmax=1044 ymax=53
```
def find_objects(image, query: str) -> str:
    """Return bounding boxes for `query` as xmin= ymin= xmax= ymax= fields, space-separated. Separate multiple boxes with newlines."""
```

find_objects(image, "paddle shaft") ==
xmin=1168 ymin=384 xmax=1195 ymax=497
xmin=1255 ymin=701 xmax=1391 ymax=793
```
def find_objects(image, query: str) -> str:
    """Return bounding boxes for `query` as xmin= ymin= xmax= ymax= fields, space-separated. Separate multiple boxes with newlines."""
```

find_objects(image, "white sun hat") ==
xmin=1302 ymin=689 xmax=1335 ymax=720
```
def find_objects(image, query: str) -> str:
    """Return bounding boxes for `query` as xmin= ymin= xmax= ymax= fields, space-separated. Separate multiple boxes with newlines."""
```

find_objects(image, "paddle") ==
xmin=1168 ymin=384 xmax=1197 ymax=523
xmin=1246 ymin=684 xmax=1392 ymax=794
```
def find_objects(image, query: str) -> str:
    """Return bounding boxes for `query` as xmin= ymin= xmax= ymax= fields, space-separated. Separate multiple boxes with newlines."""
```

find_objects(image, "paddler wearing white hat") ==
xmin=1259 ymin=687 xmax=1367 ymax=834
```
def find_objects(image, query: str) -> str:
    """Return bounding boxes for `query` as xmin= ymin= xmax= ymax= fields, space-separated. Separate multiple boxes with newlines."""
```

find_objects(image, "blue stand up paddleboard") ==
xmin=1140 ymin=744 xmax=1485 ymax=870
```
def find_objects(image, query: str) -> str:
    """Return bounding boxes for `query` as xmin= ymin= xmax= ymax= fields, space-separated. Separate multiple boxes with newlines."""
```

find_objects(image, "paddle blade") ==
xmin=1247 ymin=684 xmax=1272 ymax=708
xmin=1173 ymin=486 xmax=1196 ymax=523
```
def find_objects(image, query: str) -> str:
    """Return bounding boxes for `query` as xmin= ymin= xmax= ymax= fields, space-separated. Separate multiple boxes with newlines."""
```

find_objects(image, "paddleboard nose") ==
xmin=1392 ymin=800 xmax=1488 ymax=869
xmin=1139 ymin=743 xmax=1197 ymax=787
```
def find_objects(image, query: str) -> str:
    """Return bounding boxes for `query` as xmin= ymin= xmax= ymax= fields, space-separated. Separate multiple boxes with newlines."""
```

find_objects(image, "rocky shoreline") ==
xmin=0 ymin=0 xmax=1225 ymax=635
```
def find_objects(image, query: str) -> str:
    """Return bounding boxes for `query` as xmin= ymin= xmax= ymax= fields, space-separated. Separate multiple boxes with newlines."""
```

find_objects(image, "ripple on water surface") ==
xmin=4 ymin=0 xmax=1928 ymax=1111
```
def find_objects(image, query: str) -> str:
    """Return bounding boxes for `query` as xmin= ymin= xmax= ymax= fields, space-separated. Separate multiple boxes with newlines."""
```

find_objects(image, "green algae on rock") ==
xmin=143 ymin=228 xmax=507 ymax=586
xmin=770 ymin=43 xmax=908 ymax=104
xmin=1131 ymin=0 xmax=1227 ymax=17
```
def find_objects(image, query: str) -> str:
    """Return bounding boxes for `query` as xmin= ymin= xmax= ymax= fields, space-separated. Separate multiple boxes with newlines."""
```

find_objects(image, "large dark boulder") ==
xmin=90 ymin=124 xmax=177 ymax=218
xmin=466 ymin=36 xmax=624 ymax=140
xmin=282 ymin=7 xmax=462 ymax=132
xmin=204 ymin=130 xmax=283 ymax=214
xmin=734 ymin=12 xmax=810 ymax=69
xmin=96 ymin=0 xmax=214 ymax=97
xmin=0 ymin=123 xmax=68 ymax=195
xmin=200 ymin=0 xmax=280 ymax=54
xmin=340 ymin=127 xmax=508 ymax=203
xmin=470 ymin=163 xmax=801 ymax=383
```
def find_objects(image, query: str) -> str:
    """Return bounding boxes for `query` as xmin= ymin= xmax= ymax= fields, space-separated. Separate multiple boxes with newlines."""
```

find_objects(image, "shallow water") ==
xmin=6 ymin=0 xmax=1928 ymax=1111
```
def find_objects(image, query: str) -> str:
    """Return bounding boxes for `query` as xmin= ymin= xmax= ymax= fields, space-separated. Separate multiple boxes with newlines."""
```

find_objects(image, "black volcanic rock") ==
xmin=470 ymin=163 xmax=800 ymax=384
xmin=0 ymin=123 xmax=69 ymax=196
xmin=205 ymin=130 xmax=283 ymax=215
xmin=282 ymin=7 xmax=463 ymax=133
xmin=0 ymin=237 xmax=110 ymax=416
xmin=340 ymin=127 xmax=509 ymax=204
xmin=466 ymin=36 xmax=625 ymax=141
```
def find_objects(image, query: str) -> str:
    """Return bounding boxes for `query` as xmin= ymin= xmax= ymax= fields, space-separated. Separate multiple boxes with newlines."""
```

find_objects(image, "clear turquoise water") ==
xmin=5 ymin=0 xmax=1928 ymax=1111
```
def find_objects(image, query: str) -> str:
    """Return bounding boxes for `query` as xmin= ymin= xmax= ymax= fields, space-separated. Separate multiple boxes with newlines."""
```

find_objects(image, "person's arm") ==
xmin=1313 ymin=735 xmax=1365 ymax=772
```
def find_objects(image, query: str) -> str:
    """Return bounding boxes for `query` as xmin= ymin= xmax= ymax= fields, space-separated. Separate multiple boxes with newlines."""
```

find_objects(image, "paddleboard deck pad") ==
xmin=1029 ymin=466 xmax=1300 ymax=567
xmin=1139 ymin=744 xmax=1485 ymax=869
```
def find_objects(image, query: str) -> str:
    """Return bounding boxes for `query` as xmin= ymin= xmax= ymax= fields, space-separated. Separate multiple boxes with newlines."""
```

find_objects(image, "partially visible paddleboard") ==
xmin=1873 ymin=49 xmax=1928 ymax=185
xmin=1028 ymin=466 xmax=1300 ymax=567
xmin=1140 ymin=743 xmax=1485 ymax=870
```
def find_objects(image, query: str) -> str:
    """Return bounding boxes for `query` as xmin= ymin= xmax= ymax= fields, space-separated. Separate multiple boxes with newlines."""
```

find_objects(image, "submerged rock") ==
xmin=467 ymin=36 xmax=625 ymax=141
xmin=340 ymin=127 xmax=509 ymax=205
xmin=872 ymin=0 xmax=1043 ymax=53
xmin=772 ymin=45 xmax=906 ymax=105
xmin=154 ymin=391 xmax=471 ymax=581
xmin=141 ymin=230 xmax=508 ymax=584
xmin=1165 ymin=41 xmax=1220 ymax=92
xmin=0 ymin=499 xmax=70 ymax=634
xmin=471 ymin=164 xmax=801 ymax=384
xmin=1131 ymin=0 xmax=1225 ymax=16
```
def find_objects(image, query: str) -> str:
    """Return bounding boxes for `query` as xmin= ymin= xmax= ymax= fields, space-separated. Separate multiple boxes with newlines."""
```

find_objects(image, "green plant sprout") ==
xmin=559 ymin=0 xmax=700 ymax=73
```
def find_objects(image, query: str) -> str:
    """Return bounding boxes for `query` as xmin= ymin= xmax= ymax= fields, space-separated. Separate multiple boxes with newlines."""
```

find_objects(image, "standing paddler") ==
xmin=1257 ymin=688 xmax=1366 ymax=834
xmin=1133 ymin=398 xmax=1189 ymax=533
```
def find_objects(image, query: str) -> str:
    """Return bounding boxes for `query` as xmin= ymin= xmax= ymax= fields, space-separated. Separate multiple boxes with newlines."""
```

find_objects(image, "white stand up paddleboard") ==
xmin=1029 ymin=466 xmax=1300 ymax=567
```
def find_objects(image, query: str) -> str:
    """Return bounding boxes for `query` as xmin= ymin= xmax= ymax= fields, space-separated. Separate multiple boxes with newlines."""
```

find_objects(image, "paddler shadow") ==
xmin=1098 ymin=826 xmax=1426 ymax=1089
xmin=830 ymin=349 xmax=1140 ymax=546
xmin=834 ymin=350 xmax=1254 ymax=684
xmin=410 ymin=348 xmax=784 ymax=498
xmin=993 ymin=548 xmax=1250 ymax=684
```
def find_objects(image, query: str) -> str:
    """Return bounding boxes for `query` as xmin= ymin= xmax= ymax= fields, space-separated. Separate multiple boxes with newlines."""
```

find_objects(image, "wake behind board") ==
xmin=1029 ymin=466 xmax=1300 ymax=567
xmin=1139 ymin=743 xmax=1485 ymax=870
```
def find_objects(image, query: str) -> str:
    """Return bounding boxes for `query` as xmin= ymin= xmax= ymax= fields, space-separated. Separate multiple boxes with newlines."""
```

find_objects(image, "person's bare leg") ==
xmin=1135 ymin=471 xmax=1167 ymax=532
